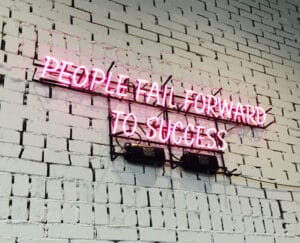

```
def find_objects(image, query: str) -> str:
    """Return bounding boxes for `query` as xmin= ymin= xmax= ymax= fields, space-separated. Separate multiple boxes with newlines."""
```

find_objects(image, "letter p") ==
xmin=41 ymin=56 xmax=59 ymax=78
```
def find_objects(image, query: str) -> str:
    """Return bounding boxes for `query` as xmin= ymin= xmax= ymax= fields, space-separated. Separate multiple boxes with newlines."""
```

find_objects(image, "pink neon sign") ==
xmin=40 ymin=56 xmax=268 ymax=152
xmin=110 ymin=111 xmax=227 ymax=151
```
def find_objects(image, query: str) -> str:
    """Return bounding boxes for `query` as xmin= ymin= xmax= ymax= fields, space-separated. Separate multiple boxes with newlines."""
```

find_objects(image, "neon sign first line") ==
xmin=41 ymin=56 xmax=267 ymax=128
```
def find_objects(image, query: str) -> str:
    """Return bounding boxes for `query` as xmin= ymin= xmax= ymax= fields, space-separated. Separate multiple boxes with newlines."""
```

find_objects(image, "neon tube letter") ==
xmin=255 ymin=106 xmax=266 ymax=126
xmin=116 ymin=74 xmax=129 ymax=98
xmin=184 ymin=90 xmax=195 ymax=111
xmin=111 ymin=110 xmax=125 ymax=134
xmin=123 ymin=113 xmax=137 ymax=136
xmin=135 ymin=79 xmax=148 ymax=101
xmin=89 ymin=68 xmax=106 ymax=91
xmin=41 ymin=56 xmax=59 ymax=78
xmin=58 ymin=60 xmax=74 ymax=85
xmin=72 ymin=66 xmax=89 ymax=88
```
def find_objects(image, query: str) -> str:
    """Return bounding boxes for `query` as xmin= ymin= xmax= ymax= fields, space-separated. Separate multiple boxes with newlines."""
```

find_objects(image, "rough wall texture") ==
xmin=0 ymin=0 xmax=300 ymax=242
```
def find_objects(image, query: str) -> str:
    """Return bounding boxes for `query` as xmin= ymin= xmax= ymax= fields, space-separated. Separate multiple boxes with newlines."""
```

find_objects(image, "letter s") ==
xmin=146 ymin=117 xmax=158 ymax=139
xmin=217 ymin=130 xmax=227 ymax=151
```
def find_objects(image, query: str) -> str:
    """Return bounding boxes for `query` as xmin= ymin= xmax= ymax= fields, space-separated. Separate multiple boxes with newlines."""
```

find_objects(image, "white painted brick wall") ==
xmin=0 ymin=0 xmax=300 ymax=242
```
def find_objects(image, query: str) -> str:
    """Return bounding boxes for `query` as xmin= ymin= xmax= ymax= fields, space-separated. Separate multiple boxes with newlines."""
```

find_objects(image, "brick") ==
xmin=69 ymin=140 xmax=91 ymax=154
xmin=48 ymin=223 xmax=93 ymax=239
xmin=79 ymin=203 xmax=93 ymax=224
xmin=187 ymin=211 xmax=200 ymax=229
xmin=256 ymin=86 xmax=279 ymax=98
xmin=160 ymin=35 xmax=187 ymax=49
xmin=172 ymin=177 xmax=205 ymax=192
xmin=148 ymin=188 xmax=162 ymax=207
xmin=0 ymin=172 xmax=12 ymax=196
xmin=178 ymin=231 xmax=211 ymax=243
xmin=208 ymin=194 xmax=220 ymax=213
xmin=139 ymin=228 xmax=176 ymax=242
xmin=250 ymin=198 xmax=263 ymax=217
xmin=50 ymin=164 xmax=92 ymax=181
xmin=223 ymin=214 xmax=234 ymax=232
xmin=143 ymin=22 xmax=171 ymax=36
xmin=152 ymin=208 xmax=164 ymax=227
xmin=265 ymin=218 xmax=275 ymax=234
xmin=23 ymin=132 xmax=44 ymax=147
xmin=175 ymin=209 xmax=188 ymax=229
xmin=172 ymin=30 xmax=199 ymax=45
xmin=70 ymin=154 xmax=89 ymax=167
xmin=22 ymin=146 xmax=43 ymax=161
xmin=238 ymin=44 xmax=260 ymax=56
xmin=275 ymin=237 xmax=300 ymax=243
xmin=44 ymin=149 xmax=70 ymax=164
xmin=123 ymin=207 xmax=137 ymax=226
xmin=230 ymin=144 xmax=257 ymax=156
xmin=197 ymin=193 xmax=209 ymax=212
xmin=29 ymin=198 xmax=45 ymax=222
xmin=27 ymin=121 xmax=69 ymax=138
xmin=19 ymin=240 xmax=68 ymax=243
xmin=0 ymin=223 xmax=44 ymax=239
xmin=174 ymin=190 xmax=186 ymax=209
xmin=128 ymin=26 xmax=157 ymax=41
xmin=237 ymin=187 xmax=265 ymax=199
xmin=233 ymin=215 xmax=244 ymax=233
xmin=137 ymin=208 xmax=150 ymax=226
xmin=94 ymin=183 xmax=107 ymax=204
xmin=78 ymin=181 xmax=93 ymax=202
xmin=190 ymin=44 xmax=215 ymax=58
xmin=50 ymin=111 xmax=90 ymax=128
xmin=0 ymin=141 xmax=22 ymax=157
xmin=0 ymin=157 xmax=46 ymax=176
xmin=30 ymin=176 xmax=45 ymax=198
xmin=12 ymin=174 xmax=29 ymax=197
xmin=62 ymin=203 xmax=79 ymax=223
xmin=11 ymin=197 xmax=27 ymax=221
xmin=107 ymin=184 xmax=120 ymax=203
xmin=211 ymin=212 xmax=222 ymax=231
xmin=246 ymin=235 xmax=274 ymax=243
xmin=161 ymin=189 xmax=175 ymax=208
xmin=244 ymin=216 xmax=255 ymax=233
xmin=47 ymin=201 xmax=62 ymax=223
xmin=96 ymin=226 xmax=137 ymax=241
xmin=0 ymin=88 xmax=23 ymax=105
xmin=266 ymin=190 xmax=292 ymax=201
xmin=163 ymin=208 xmax=176 ymax=229
xmin=240 ymin=197 xmax=252 ymax=216
xmin=260 ymin=199 xmax=271 ymax=218
xmin=0 ymin=127 xmax=20 ymax=144
xmin=268 ymin=141 xmax=292 ymax=153
xmin=46 ymin=136 xmax=66 ymax=151
xmin=0 ymin=196 xmax=9 ymax=219
xmin=94 ymin=203 xmax=108 ymax=225
xmin=95 ymin=170 xmax=135 ymax=185
xmin=200 ymin=211 xmax=211 ymax=230
xmin=26 ymin=95 xmax=69 ymax=115
xmin=185 ymin=192 xmax=198 ymax=211
xmin=63 ymin=181 xmax=77 ymax=201
xmin=134 ymin=186 xmax=147 ymax=207
xmin=47 ymin=179 xmax=63 ymax=200
xmin=214 ymin=233 xmax=244 ymax=243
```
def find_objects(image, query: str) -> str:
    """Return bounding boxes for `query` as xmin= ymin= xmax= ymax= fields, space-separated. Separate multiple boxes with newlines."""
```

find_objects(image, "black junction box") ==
xmin=180 ymin=152 xmax=219 ymax=174
xmin=124 ymin=143 xmax=165 ymax=166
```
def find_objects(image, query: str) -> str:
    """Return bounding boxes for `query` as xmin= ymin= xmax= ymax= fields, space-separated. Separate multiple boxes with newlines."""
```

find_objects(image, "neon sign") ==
xmin=39 ymin=56 xmax=268 ymax=152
